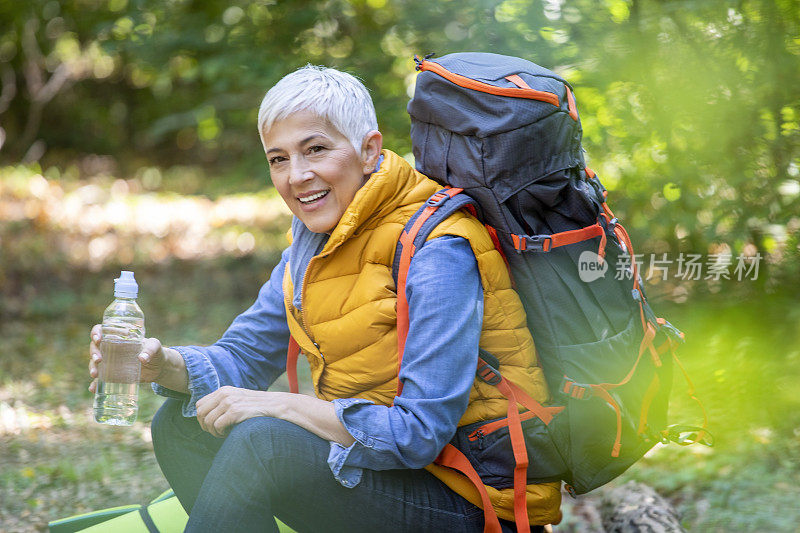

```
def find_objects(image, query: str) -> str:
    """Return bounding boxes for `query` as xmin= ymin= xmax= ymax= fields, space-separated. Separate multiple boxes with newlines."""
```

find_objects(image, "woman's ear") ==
xmin=360 ymin=130 xmax=383 ymax=174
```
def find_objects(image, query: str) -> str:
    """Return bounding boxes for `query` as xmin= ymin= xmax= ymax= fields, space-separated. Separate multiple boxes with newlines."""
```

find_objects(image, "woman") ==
xmin=88 ymin=66 xmax=561 ymax=532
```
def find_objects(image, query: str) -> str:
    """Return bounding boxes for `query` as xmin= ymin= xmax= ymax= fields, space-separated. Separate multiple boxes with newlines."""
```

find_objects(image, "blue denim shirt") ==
xmin=153 ymin=233 xmax=482 ymax=488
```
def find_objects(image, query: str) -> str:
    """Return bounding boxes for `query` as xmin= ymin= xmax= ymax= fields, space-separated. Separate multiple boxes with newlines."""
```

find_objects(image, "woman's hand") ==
xmin=196 ymin=388 xmax=356 ymax=446
xmin=195 ymin=386 xmax=277 ymax=438
xmin=88 ymin=324 xmax=178 ymax=393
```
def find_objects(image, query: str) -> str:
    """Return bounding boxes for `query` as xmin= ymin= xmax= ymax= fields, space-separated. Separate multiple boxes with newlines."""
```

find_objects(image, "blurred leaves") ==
xmin=0 ymin=164 xmax=290 ymax=295
xmin=0 ymin=0 xmax=797 ymax=286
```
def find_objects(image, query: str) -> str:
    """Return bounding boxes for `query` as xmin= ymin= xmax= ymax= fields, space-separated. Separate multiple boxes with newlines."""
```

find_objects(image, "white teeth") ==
xmin=298 ymin=190 xmax=329 ymax=203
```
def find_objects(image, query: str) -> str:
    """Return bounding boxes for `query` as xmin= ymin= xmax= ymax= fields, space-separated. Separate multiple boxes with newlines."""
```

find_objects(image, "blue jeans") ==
xmin=151 ymin=399 xmax=532 ymax=532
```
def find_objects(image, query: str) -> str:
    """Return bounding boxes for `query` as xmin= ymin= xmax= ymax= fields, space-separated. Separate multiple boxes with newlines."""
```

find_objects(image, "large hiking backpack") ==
xmin=395 ymin=52 xmax=710 ymax=531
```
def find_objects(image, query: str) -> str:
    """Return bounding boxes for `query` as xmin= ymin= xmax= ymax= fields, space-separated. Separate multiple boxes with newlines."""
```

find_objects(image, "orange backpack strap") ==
xmin=435 ymin=444 xmax=503 ymax=533
xmin=394 ymin=187 xmax=466 ymax=396
xmin=475 ymin=358 xmax=564 ymax=533
xmin=286 ymin=336 xmax=300 ymax=394
xmin=496 ymin=377 xmax=531 ymax=533
xmin=509 ymin=220 xmax=609 ymax=261
xmin=395 ymin=189 xmax=554 ymax=532
xmin=283 ymin=266 xmax=315 ymax=395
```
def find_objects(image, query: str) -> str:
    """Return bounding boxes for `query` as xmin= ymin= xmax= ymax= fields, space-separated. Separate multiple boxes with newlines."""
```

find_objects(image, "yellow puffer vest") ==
xmin=282 ymin=150 xmax=561 ymax=525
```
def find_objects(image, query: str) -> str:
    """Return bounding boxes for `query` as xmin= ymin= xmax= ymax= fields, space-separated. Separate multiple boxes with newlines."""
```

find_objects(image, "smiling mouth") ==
xmin=297 ymin=189 xmax=330 ymax=204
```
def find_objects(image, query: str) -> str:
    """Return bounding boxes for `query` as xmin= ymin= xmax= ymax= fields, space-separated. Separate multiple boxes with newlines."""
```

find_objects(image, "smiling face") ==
xmin=263 ymin=110 xmax=381 ymax=234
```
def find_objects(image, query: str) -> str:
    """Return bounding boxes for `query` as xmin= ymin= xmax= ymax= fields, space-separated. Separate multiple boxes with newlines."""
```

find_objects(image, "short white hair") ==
xmin=257 ymin=65 xmax=378 ymax=153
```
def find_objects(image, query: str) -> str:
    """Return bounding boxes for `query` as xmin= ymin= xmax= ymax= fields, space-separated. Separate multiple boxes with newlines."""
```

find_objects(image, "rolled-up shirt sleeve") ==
xmin=152 ymin=247 xmax=291 ymax=417
xmin=327 ymin=235 xmax=482 ymax=486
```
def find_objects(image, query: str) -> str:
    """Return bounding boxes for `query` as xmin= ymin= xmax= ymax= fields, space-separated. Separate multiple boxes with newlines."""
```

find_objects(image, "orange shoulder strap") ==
xmin=286 ymin=336 xmax=299 ymax=394
xmin=435 ymin=444 xmax=503 ymax=533
xmin=395 ymin=188 xmax=463 ymax=397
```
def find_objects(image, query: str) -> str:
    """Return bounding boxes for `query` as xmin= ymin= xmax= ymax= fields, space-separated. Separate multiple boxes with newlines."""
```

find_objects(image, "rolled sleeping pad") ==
xmin=49 ymin=489 xmax=297 ymax=532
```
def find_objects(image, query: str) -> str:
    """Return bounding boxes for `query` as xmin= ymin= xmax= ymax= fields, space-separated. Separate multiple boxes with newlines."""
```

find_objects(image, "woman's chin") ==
xmin=296 ymin=213 xmax=337 ymax=234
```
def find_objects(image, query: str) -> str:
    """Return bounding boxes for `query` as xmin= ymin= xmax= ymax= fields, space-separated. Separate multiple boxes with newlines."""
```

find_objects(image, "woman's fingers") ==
xmin=89 ymin=379 xmax=97 ymax=394
xmin=195 ymin=386 xmax=226 ymax=418
xmin=139 ymin=338 xmax=162 ymax=364
xmin=196 ymin=387 xmax=239 ymax=437
xmin=88 ymin=352 xmax=101 ymax=378
xmin=211 ymin=412 xmax=232 ymax=438
xmin=139 ymin=338 xmax=165 ymax=382
xmin=199 ymin=406 xmax=225 ymax=436
xmin=137 ymin=338 xmax=165 ymax=382
xmin=88 ymin=324 xmax=103 ymax=382
xmin=195 ymin=393 xmax=215 ymax=433
xmin=204 ymin=406 xmax=234 ymax=438
xmin=90 ymin=324 xmax=102 ymax=343
xmin=197 ymin=396 xmax=224 ymax=435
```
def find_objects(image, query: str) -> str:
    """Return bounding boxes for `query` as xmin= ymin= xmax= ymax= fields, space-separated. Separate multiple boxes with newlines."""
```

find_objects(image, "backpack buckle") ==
xmin=657 ymin=318 xmax=685 ymax=343
xmin=476 ymin=362 xmax=502 ymax=385
xmin=663 ymin=424 xmax=714 ymax=447
xmin=413 ymin=52 xmax=436 ymax=70
xmin=426 ymin=191 xmax=452 ymax=207
xmin=559 ymin=377 xmax=593 ymax=400
xmin=513 ymin=234 xmax=552 ymax=252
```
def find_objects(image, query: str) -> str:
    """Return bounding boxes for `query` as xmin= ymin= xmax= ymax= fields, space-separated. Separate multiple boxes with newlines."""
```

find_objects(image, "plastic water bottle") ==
xmin=93 ymin=271 xmax=145 ymax=426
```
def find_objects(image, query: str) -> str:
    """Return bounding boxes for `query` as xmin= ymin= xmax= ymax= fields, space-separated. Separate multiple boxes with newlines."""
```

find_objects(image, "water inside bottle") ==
xmin=94 ymin=338 xmax=141 ymax=426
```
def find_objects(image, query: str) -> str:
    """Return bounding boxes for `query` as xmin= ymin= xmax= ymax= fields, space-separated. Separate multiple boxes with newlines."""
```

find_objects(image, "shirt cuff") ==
xmin=325 ymin=398 xmax=376 ymax=487
xmin=150 ymin=346 xmax=220 ymax=417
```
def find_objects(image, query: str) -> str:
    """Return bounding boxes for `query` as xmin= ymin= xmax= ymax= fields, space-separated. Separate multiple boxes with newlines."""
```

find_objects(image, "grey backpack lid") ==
xmin=408 ymin=52 xmax=575 ymax=137
xmin=408 ymin=52 xmax=593 ymax=236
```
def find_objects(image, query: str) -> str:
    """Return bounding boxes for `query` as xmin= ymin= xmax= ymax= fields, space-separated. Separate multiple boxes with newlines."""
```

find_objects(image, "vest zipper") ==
xmin=295 ymin=232 xmax=352 ymax=362
xmin=417 ymin=59 xmax=560 ymax=107
xmin=284 ymin=271 xmax=324 ymax=362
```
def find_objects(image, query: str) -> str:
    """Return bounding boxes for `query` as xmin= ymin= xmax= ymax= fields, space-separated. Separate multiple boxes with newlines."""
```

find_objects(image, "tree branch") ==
xmin=15 ymin=17 xmax=88 ymax=157
xmin=0 ymin=65 xmax=16 ymax=115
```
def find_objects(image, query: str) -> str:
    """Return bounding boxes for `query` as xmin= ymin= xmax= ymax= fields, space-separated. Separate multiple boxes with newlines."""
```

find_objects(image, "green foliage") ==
xmin=0 ymin=0 xmax=798 ymax=271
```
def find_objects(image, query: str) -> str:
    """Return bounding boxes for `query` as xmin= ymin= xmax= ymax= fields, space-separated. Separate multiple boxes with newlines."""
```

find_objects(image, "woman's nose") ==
xmin=288 ymin=157 xmax=313 ymax=185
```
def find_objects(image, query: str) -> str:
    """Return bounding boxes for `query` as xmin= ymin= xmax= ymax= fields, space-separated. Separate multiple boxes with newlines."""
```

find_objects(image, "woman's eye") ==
xmin=309 ymin=145 xmax=325 ymax=154
xmin=268 ymin=156 xmax=287 ymax=165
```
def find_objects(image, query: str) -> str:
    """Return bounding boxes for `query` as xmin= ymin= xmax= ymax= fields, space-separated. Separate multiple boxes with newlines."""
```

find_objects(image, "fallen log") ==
xmin=600 ymin=481 xmax=685 ymax=532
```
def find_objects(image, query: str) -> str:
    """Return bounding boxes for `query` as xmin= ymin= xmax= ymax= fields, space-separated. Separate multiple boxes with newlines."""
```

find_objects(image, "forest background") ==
xmin=1 ymin=0 xmax=799 ymax=531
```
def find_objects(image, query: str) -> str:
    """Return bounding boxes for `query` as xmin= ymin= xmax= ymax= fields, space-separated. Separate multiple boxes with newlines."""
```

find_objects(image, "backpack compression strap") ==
xmin=510 ymin=222 xmax=606 ymax=256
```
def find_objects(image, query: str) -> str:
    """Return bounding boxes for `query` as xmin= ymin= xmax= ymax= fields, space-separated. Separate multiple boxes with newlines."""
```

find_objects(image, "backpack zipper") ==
xmin=467 ymin=410 xmax=540 ymax=441
xmin=417 ymin=59 xmax=560 ymax=107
